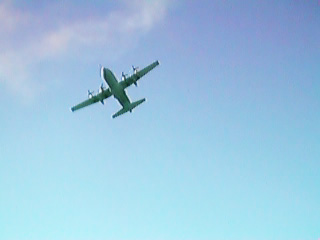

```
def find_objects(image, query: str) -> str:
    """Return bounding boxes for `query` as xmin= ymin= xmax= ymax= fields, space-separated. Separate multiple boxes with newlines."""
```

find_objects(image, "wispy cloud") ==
xmin=0 ymin=0 xmax=170 ymax=99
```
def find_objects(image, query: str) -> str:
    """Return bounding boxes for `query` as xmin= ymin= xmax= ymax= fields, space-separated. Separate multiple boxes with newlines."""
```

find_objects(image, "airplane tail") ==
xmin=112 ymin=98 xmax=146 ymax=118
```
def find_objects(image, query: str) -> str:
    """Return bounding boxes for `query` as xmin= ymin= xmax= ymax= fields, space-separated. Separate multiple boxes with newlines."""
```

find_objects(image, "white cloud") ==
xmin=0 ymin=0 xmax=170 ymax=99
xmin=0 ymin=0 xmax=29 ymax=33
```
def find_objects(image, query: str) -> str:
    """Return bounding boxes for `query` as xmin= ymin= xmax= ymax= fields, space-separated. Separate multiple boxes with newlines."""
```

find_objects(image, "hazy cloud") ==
xmin=0 ymin=0 xmax=170 ymax=99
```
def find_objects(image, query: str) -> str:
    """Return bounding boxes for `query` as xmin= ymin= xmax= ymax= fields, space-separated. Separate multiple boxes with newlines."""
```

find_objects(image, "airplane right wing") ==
xmin=71 ymin=88 xmax=112 ymax=112
xmin=120 ymin=60 xmax=160 ymax=88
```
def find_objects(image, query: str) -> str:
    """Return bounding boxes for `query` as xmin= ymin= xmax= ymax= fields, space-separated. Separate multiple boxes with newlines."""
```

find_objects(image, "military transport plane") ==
xmin=71 ymin=60 xmax=160 ymax=118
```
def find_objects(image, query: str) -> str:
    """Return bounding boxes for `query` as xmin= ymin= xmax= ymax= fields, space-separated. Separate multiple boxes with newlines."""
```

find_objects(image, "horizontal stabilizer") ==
xmin=112 ymin=98 xmax=145 ymax=118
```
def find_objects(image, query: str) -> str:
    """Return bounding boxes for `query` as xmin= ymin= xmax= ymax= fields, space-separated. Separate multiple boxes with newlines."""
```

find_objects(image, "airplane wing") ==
xmin=71 ymin=88 xmax=112 ymax=112
xmin=120 ymin=60 xmax=160 ymax=88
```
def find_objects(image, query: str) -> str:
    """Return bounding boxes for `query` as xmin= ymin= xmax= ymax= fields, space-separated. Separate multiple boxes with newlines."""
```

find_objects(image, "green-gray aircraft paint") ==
xmin=71 ymin=60 xmax=160 ymax=118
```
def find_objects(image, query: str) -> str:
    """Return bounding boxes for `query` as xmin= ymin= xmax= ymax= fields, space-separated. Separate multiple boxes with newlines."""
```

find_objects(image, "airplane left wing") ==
xmin=71 ymin=89 xmax=112 ymax=112
xmin=120 ymin=60 xmax=160 ymax=88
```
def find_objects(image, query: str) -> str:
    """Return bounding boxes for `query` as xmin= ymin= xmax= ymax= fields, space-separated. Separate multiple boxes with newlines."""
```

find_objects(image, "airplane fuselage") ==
xmin=102 ymin=68 xmax=130 ymax=107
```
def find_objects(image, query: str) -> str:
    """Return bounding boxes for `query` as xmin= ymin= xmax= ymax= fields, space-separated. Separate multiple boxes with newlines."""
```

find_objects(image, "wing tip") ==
xmin=70 ymin=107 xmax=75 ymax=112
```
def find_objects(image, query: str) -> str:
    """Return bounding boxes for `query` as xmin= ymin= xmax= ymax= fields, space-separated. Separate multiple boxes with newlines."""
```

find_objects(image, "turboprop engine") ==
xmin=132 ymin=65 xmax=139 ymax=86
xmin=98 ymin=84 xmax=105 ymax=104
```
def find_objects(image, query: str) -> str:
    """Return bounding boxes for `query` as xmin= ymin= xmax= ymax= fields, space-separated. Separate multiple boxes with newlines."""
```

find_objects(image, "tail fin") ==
xmin=112 ymin=98 xmax=146 ymax=118
xmin=129 ymin=98 xmax=145 ymax=110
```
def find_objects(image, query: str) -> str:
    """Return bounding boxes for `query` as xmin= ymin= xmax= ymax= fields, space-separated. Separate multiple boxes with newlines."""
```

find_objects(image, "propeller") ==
xmin=132 ymin=65 xmax=139 ymax=86
xmin=122 ymin=72 xmax=128 ymax=81
xmin=88 ymin=90 xmax=94 ymax=98
xmin=132 ymin=65 xmax=139 ymax=74
xmin=99 ymin=83 xmax=105 ymax=93
xmin=99 ymin=65 xmax=106 ymax=105
xmin=98 ymin=83 xmax=106 ymax=104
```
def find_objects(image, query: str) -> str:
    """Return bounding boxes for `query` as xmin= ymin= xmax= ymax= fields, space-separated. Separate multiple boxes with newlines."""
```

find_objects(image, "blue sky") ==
xmin=0 ymin=0 xmax=319 ymax=240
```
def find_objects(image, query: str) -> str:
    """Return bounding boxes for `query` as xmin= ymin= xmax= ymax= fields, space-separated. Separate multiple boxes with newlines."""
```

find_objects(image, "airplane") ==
xmin=70 ymin=60 xmax=160 ymax=118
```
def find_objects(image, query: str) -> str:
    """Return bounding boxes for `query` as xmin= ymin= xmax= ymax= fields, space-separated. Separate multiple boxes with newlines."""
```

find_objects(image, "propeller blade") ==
xmin=132 ymin=65 xmax=139 ymax=74
xmin=98 ymin=83 xmax=105 ymax=93
xmin=88 ymin=90 xmax=94 ymax=98
xmin=122 ymin=71 xmax=128 ymax=80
